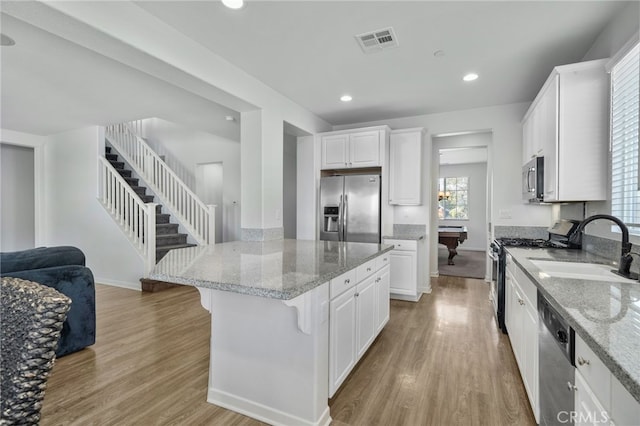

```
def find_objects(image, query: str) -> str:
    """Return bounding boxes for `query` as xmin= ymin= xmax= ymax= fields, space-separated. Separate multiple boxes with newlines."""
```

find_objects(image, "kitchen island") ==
xmin=150 ymin=239 xmax=393 ymax=426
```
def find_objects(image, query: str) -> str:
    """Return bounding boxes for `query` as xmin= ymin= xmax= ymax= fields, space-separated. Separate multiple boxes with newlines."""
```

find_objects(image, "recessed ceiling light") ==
xmin=225 ymin=115 xmax=236 ymax=122
xmin=463 ymin=73 xmax=479 ymax=82
xmin=1 ymin=34 xmax=16 ymax=47
xmin=222 ymin=0 xmax=244 ymax=9
xmin=340 ymin=95 xmax=353 ymax=102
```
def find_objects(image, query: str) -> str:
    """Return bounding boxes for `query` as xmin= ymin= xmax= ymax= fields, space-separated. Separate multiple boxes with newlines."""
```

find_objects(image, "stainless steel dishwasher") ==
xmin=539 ymin=291 xmax=576 ymax=425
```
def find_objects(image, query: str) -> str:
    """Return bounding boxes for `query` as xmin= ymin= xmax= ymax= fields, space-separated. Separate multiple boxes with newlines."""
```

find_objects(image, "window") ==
xmin=438 ymin=176 xmax=469 ymax=220
xmin=611 ymin=42 xmax=640 ymax=234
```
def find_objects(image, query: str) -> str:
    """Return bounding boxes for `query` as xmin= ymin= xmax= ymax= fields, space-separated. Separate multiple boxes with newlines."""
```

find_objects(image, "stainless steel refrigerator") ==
xmin=319 ymin=174 xmax=381 ymax=243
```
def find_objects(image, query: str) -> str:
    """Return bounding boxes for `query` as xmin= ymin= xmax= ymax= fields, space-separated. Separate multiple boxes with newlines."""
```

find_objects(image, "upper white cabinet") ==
xmin=320 ymin=128 xmax=386 ymax=170
xmin=521 ymin=59 xmax=608 ymax=202
xmin=389 ymin=128 xmax=424 ymax=205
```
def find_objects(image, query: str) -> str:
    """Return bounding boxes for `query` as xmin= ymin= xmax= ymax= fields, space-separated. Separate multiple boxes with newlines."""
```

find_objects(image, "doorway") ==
xmin=432 ymin=132 xmax=491 ymax=280
xmin=0 ymin=143 xmax=35 ymax=251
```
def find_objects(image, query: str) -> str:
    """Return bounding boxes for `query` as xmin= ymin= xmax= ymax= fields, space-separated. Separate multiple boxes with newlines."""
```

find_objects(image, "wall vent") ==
xmin=355 ymin=27 xmax=399 ymax=53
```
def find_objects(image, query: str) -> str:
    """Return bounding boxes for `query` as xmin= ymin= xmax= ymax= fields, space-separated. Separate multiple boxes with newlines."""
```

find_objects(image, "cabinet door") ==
xmin=522 ymin=302 xmax=539 ymax=422
xmin=540 ymin=74 xmax=559 ymax=201
xmin=389 ymin=130 xmax=422 ymax=205
xmin=322 ymin=134 xmax=349 ymax=169
xmin=388 ymin=250 xmax=417 ymax=296
xmin=575 ymin=371 xmax=609 ymax=426
xmin=349 ymin=131 xmax=380 ymax=168
xmin=375 ymin=266 xmax=390 ymax=333
xmin=506 ymin=271 xmax=523 ymax=367
xmin=355 ymin=275 xmax=377 ymax=358
xmin=329 ymin=287 xmax=357 ymax=397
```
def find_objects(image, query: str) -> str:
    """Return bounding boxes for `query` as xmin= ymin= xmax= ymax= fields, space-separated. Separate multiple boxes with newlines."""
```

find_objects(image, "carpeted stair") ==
xmin=105 ymin=146 xmax=195 ymax=291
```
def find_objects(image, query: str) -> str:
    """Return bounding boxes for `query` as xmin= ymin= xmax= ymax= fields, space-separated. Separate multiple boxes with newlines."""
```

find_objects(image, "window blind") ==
xmin=611 ymin=42 xmax=640 ymax=232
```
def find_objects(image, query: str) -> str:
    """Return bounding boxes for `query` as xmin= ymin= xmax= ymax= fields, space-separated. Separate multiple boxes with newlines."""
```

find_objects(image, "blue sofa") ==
xmin=0 ymin=246 xmax=96 ymax=357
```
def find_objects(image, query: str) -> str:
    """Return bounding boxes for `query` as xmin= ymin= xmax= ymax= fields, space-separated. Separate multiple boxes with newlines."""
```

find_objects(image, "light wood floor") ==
xmin=41 ymin=276 xmax=535 ymax=426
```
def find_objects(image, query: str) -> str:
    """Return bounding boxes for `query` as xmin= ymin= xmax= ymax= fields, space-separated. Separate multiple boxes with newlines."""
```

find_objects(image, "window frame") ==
xmin=438 ymin=176 xmax=470 ymax=221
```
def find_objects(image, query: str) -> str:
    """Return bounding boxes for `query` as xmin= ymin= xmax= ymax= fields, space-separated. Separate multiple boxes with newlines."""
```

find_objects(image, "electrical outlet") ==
xmin=499 ymin=209 xmax=512 ymax=219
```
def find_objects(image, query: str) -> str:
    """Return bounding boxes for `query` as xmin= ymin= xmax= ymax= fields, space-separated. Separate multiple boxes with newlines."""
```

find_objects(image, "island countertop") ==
xmin=149 ymin=239 xmax=393 ymax=300
xmin=505 ymin=247 xmax=640 ymax=403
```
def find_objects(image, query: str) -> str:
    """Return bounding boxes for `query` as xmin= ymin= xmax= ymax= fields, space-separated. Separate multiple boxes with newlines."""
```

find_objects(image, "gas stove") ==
xmin=495 ymin=237 xmax=569 ymax=249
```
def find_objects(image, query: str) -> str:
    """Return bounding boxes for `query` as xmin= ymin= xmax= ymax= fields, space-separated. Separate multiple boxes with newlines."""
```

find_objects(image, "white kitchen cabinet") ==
xmin=355 ymin=275 xmax=377 ymax=358
xmin=329 ymin=286 xmax=357 ymax=397
xmin=375 ymin=265 xmax=390 ymax=334
xmin=505 ymin=254 xmax=539 ymax=422
xmin=329 ymin=253 xmax=390 ymax=397
xmin=521 ymin=58 xmax=608 ymax=202
xmin=575 ymin=370 xmax=609 ymax=426
xmin=384 ymin=238 xmax=425 ymax=302
xmin=389 ymin=128 xmax=424 ymax=205
xmin=320 ymin=129 xmax=383 ymax=170
xmin=574 ymin=332 xmax=640 ymax=426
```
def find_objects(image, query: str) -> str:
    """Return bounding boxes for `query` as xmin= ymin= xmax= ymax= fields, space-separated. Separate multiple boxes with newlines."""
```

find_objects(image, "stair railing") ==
xmin=105 ymin=122 xmax=216 ymax=245
xmin=98 ymin=157 xmax=157 ymax=275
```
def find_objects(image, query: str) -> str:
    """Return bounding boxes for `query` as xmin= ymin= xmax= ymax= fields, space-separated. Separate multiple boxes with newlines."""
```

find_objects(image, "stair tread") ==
xmin=156 ymin=223 xmax=178 ymax=228
xmin=156 ymin=243 xmax=196 ymax=250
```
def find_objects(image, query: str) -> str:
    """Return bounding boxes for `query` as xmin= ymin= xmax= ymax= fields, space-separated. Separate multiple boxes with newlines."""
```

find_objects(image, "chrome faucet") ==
xmin=568 ymin=214 xmax=632 ymax=277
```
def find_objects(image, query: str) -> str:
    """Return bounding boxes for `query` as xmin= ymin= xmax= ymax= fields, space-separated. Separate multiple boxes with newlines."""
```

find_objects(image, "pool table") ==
xmin=438 ymin=226 xmax=468 ymax=265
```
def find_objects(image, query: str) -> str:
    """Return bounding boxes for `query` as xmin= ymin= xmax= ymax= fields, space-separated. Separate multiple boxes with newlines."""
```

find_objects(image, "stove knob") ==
xmin=557 ymin=330 xmax=568 ymax=343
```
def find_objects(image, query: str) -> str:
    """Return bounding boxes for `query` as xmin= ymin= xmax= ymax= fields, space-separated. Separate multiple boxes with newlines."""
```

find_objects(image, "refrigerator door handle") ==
xmin=343 ymin=194 xmax=348 ymax=240
xmin=338 ymin=195 xmax=344 ymax=241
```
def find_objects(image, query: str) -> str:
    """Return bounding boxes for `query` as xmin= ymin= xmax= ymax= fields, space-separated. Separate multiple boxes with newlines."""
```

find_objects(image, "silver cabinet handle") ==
xmin=518 ymin=299 xmax=525 ymax=306
xmin=367 ymin=267 xmax=372 ymax=272
xmin=354 ymin=292 xmax=359 ymax=297
xmin=567 ymin=382 xmax=578 ymax=391
xmin=577 ymin=357 xmax=590 ymax=366
xmin=345 ymin=278 xmax=350 ymax=284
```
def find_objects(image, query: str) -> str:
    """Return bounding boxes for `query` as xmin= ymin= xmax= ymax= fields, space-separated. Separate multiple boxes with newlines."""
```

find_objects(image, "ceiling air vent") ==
xmin=355 ymin=27 xmax=399 ymax=54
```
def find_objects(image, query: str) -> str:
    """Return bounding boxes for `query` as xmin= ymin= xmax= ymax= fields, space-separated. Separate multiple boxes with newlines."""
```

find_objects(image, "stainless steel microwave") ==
xmin=523 ymin=156 xmax=544 ymax=203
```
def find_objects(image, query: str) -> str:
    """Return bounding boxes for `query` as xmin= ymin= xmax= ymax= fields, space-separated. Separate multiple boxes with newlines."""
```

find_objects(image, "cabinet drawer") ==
xmin=514 ymin=266 xmax=537 ymax=308
xmin=330 ymin=269 xmax=357 ymax=299
xmin=356 ymin=259 xmax=376 ymax=282
xmin=383 ymin=239 xmax=417 ymax=251
xmin=376 ymin=253 xmax=390 ymax=270
xmin=575 ymin=333 xmax=611 ymax=412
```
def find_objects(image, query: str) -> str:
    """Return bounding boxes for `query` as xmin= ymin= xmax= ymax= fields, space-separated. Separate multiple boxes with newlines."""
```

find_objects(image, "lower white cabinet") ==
xmin=574 ymin=332 xmax=640 ymax=426
xmin=375 ymin=266 xmax=390 ymax=334
xmin=329 ymin=255 xmax=390 ymax=397
xmin=384 ymin=238 xmax=424 ymax=301
xmin=505 ymin=254 xmax=539 ymax=422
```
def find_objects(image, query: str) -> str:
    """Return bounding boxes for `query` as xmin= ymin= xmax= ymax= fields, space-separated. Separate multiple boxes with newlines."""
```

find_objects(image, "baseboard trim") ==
xmin=208 ymin=388 xmax=331 ymax=426
xmin=95 ymin=277 xmax=140 ymax=291
xmin=390 ymin=292 xmax=422 ymax=302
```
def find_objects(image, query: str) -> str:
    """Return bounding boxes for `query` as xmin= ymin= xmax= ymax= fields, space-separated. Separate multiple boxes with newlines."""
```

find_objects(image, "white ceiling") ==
xmin=135 ymin=0 xmax=630 ymax=125
xmin=0 ymin=1 xmax=633 ymax=137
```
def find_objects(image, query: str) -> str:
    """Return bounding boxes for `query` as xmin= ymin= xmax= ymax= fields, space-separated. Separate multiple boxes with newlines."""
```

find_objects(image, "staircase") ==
xmin=105 ymin=145 xmax=195 ymax=291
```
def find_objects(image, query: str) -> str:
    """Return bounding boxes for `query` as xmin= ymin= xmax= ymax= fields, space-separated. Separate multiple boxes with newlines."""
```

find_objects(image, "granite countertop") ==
xmin=505 ymin=247 xmax=640 ymax=403
xmin=384 ymin=224 xmax=426 ymax=241
xmin=383 ymin=232 xmax=425 ymax=241
xmin=150 ymin=239 xmax=393 ymax=300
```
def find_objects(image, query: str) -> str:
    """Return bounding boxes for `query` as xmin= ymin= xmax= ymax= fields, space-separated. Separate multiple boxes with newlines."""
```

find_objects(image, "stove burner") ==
xmin=496 ymin=238 xmax=568 ymax=249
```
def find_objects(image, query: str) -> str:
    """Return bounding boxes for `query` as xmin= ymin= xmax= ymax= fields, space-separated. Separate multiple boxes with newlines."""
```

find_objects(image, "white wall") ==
xmin=1 ymin=143 xmax=35 ymax=251
xmin=438 ymin=162 xmax=487 ymax=251
xmin=141 ymin=118 xmax=241 ymax=242
xmin=43 ymin=126 xmax=145 ymax=289
xmin=283 ymin=133 xmax=297 ymax=239
xmin=196 ymin=162 xmax=224 ymax=243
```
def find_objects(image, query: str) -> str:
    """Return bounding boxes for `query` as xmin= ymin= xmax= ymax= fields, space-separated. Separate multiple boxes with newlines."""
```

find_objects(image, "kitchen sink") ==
xmin=529 ymin=259 xmax=636 ymax=283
